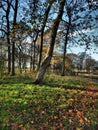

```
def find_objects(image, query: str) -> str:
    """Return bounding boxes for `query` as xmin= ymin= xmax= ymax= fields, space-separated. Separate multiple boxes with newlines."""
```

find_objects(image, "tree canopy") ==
xmin=0 ymin=0 xmax=98 ymax=82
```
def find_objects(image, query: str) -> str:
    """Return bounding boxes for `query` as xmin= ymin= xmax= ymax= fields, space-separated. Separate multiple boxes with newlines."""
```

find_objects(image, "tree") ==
xmin=13 ymin=21 xmax=30 ymax=73
xmin=78 ymin=52 xmax=87 ymax=70
xmin=11 ymin=0 xmax=19 ymax=75
xmin=34 ymin=0 xmax=65 ymax=84
xmin=0 ymin=37 xmax=5 ymax=77
xmin=85 ymin=56 xmax=96 ymax=73
xmin=61 ymin=1 xmax=72 ymax=76
xmin=32 ymin=30 xmax=39 ymax=71
xmin=0 ymin=0 xmax=97 ymax=78
xmin=0 ymin=0 xmax=12 ymax=74
xmin=0 ymin=0 xmax=19 ymax=75
xmin=38 ymin=0 xmax=55 ymax=70
xmin=60 ymin=0 xmax=98 ymax=76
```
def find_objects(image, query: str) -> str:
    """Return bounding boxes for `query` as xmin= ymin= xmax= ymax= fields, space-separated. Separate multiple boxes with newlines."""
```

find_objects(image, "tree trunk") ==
xmin=34 ymin=0 xmax=65 ymax=84
xmin=11 ymin=0 xmax=18 ymax=75
xmin=19 ymin=51 xmax=22 ymax=74
xmin=61 ymin=42 xmax=67 ymax=76
xmin=32 ymin=31 xmax=38 ymax=72
xmin=61 ymin=26 xmax=70 ymax=76
xmin=30 ymin=56 xmax=33 ymax=72
xmin=61 ymin=7 xmax=71 ymax=76
xmin=35 ymin=56 xmax=51 ymax=83
xmin=33 ymin=40 xmax=36 ymax=71
xmin=12 ymin=42 xmax=15 ymax=75
xmin=6 ymin=1 xmax=11 ymax=74
xmin=38 ymin=2 xmax=53 ymax=70
xmin=7 ymin=36 xmax=11 ymax=74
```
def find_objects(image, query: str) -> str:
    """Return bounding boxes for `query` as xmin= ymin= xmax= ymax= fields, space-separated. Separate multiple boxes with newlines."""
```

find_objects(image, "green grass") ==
xmin=0 ymin=74 xmax=98 ymax=129
xmin=43 ymin=74 xmax=98 ymax=89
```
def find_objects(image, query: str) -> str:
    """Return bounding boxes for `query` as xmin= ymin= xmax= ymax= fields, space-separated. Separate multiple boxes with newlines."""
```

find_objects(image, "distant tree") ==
xmin=0 ymin=0 xmax=19 ymax=75
xmin=85 ymin=56 xmax=96 ymax=73
xmin=13 ymin=21 xmax=30 ymax=73
xmin=78 ymin=52 xmax=87 ymax=70
xmin=0 ymin=36 xmax=7 ymax=77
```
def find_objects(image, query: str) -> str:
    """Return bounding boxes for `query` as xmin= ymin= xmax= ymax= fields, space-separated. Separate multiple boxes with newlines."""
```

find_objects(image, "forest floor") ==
xmin=0 ymin=74 xmax=98 ymax=130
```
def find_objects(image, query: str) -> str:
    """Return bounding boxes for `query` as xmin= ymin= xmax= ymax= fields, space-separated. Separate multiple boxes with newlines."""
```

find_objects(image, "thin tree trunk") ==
xmin=61 ymin=42 xmax=67 ymax=76
xmin=30 ymin=56 xmax=33 ymax=72
xmin=12 ymin=0 xmax=18 ymax=75
xmin=61 ymin=25 xmax=70 ymax=76
xmin=6 ymin=1 xmax=11 ymax=74
xmin=32 ymin=31 xmax=38 ymax=72
xmin=33 ymin=40 xmax=36 ymax=71
xmin=12 ymin=42 xmax=15 ymax=75
xmin=38 ymin=1 xmax=54 ymax=70
xmin=17 ymin=44 xmax=22 ymax=73
xmin=19 ymin=51 xmax=22 ymax=74
xmin=34 ymin=0 xmax=65 ymax=84
xmin=61 ymin=7 xmax=71 ymax=76
xmin=7 ymin=36 xmax=11 ymax=74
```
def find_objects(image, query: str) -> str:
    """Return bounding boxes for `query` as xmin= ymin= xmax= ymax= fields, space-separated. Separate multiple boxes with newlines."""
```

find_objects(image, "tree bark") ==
xmin=34 ymin=0 xmax=65 ymax=84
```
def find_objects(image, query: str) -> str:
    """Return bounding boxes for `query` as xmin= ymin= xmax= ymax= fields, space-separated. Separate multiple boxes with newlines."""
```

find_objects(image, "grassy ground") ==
xmin=0 ymin=74 xmax=98 ymax=130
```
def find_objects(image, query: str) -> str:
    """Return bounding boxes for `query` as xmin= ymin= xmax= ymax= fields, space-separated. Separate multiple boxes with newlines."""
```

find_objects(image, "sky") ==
xmin=67 ymin=26 xmax=98 ymax=61
xmin=67 ymin=45 xmax=98 ymax=61
xmin=66 ymin=19 xmax=98 ymax=61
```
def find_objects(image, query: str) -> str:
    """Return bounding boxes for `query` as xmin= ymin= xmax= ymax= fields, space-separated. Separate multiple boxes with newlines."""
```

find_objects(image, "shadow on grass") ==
xmin=0 ymin=76 xmax=98 ymax=93
xmin=41 ymin=81 xmax=98 ymax=93
xmin=0 ymin=76 xmax=34 ymax=85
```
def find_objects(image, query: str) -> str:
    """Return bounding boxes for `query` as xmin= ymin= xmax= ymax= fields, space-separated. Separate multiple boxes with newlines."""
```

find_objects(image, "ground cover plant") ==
xmin=0 ymin=74 xmax=98 ymax=130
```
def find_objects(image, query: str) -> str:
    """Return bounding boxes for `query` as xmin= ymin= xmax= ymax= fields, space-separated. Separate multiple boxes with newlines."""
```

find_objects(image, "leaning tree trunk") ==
xmin=34 ymin=0 xmax=65 ymax=84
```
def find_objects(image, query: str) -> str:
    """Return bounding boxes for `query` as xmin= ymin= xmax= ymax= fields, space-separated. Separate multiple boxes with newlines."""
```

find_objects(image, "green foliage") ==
xmin=0 ymin=75 xmax=98 ymax=129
